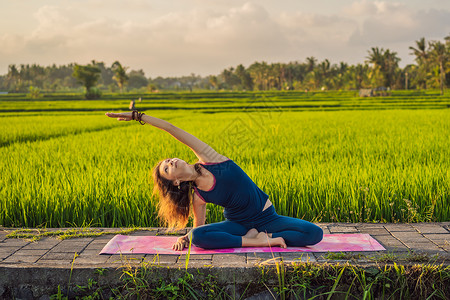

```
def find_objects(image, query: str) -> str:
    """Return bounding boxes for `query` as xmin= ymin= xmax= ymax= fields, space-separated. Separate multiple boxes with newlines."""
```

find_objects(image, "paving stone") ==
xmin=358 ymin=228 xmax=390 ymax=235
xmin=14 ymin=249 xmax=48 ymax=256
xmin=247 ymin=252 xmax=280 ymax=259
xmin=357 ymin=223 xmax=386 ymax=228
xmin=41 ymin=252 xmax=79 ymax=260
xmin=0 ymin=252 xmax=14 ymax=260
xmin=390 ymin=231 xmax=424 ymax=240
xmin=371 ymin=235 xmax=408 ymax=251
xmin=21 ymin=239 xmax=60 ymax=250
xmin=0 ymin=239 xmax=30 ymax=247
xmin=129 ymin=230 xmax=158 ymax=236
xmin=83 ymin=242 xmax=107 ymax=251
xmin=108 ymin=254 xmax=145 ymax=264
xmin=384 ymin=224 xmax=415 ymax=232
xmin=34 ymin=259 xmax=72 ymax=265
xmin=143 ymin=254 xmax=177 ymax=265
xmin=51 ymin=241 xmax=90 ymax=253
xmin=2 ymin=255 xmax=41 ymax=264
xmin=178 ymin=254 xmax=212 ymax=260
xmin=184 ymin=260 xmax=213 ymax=267
xmin=247 ymin=253 xmax=280 ymax=264
xmin=0 ymin=246 xmax=18 ymax=254
xmin=402 ymin=241 xmax=444 ymax=252
xmin=74 ymin=256 xmax=110 ymax=264
xmin=279 ymin=252 xmax=316 ymax=263
xmin=213 ymin=254 xmax=246 ymax=266
xmin=78 ymin=249 xmax=101 ymax=256
xmin=329 ymin=226 xmax=358 ymax=233
xmin=413 ymin=224 xmax=449 ymax=234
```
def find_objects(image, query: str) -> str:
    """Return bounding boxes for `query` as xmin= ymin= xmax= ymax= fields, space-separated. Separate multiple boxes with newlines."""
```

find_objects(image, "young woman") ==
xmin=106 ymin=111 xmax=323 ymax=251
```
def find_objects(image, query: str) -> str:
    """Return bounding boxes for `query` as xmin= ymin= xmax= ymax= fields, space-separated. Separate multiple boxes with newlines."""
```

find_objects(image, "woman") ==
xmin=106 ymin=111 xmax=323 ymax=251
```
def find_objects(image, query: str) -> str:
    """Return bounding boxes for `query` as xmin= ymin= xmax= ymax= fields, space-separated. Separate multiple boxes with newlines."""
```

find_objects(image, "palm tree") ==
xmin=429 ymin=41 xmax=448 ymax=95
xmin=305 ymin=57 xmax=317 ymax=73
xmin=366 ymin=47 xmax=400 ymax=88
xmin=409 ymin=37 xmax=430 ymax=89
xmin=111 ymin=61 xmax=129 ymax=93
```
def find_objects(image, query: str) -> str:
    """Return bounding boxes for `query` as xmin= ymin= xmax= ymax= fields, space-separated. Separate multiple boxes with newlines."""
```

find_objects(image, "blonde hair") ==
xmin=152 ymin=159 xmax=202 ymax=230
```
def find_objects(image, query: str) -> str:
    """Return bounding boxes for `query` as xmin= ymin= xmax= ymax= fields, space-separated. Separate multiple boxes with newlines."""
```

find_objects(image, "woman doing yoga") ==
xmin=106 ymin=111 xmax=323 ymax=251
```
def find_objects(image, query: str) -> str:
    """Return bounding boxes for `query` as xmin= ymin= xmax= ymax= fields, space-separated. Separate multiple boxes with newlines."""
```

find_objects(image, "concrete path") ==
xmin=0 ymin=223 xmax=449 ymax=298
xmin=1 ymin=223 xmax=449 ymax=267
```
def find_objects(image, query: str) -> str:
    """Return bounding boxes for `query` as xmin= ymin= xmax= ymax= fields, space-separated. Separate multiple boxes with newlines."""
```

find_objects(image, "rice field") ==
xmin=0 ymin=91 xmax=449 ymax=227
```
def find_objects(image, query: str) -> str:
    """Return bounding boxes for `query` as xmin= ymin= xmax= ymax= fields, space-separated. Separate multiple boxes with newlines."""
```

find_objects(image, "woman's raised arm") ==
xmin=105 ymin=112 xmax=227 ymax=163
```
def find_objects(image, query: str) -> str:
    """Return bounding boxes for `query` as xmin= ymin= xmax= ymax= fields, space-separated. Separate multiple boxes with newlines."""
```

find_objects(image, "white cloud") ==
xmin=0 ymin=1 xmax=449 ymax=75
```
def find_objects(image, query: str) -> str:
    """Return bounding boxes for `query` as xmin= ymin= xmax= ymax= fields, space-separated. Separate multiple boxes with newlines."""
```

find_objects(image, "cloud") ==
xmin=347 ymin=2 xmax=450 ymax=46
xmin=0 ymin=1 xmax=449 ymax=76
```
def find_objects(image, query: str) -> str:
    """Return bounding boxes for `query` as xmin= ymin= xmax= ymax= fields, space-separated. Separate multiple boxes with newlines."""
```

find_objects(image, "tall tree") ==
xmin=111 ymin=61 xmax=129 ymax=93
xmin=429 ymin=41 xmax=449 ymax=95
xmin=409 ymin=37 xmax=430 ymax=89
xmin=366 ymin=47 xmax=400 ymax=88
xmin=72 ymin=63 xmax=101 ymax=99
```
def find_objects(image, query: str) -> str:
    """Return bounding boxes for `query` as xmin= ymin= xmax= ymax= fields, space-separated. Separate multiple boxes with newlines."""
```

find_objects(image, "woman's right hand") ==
xmin=105 ymin=112 xmax=133 ymax=121
xmin=172 ymin=235 xmax=189 ymax=251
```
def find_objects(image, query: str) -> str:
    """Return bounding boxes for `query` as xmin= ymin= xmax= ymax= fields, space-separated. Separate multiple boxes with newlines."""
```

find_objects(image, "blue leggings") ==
xmin=191 ymin=206 xmax=323 ymax=249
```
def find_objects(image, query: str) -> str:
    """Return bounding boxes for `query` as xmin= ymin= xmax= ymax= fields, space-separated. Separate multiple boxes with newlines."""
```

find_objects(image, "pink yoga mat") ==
xmin=100 ymin=234 xmax=385 ymax=255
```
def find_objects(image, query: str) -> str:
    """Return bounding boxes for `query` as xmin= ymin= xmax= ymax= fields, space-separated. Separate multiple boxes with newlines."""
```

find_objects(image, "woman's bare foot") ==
xmin=255 ymin=232 xmax=287 ymax=248
xmin=242 ymin=232 xmax=287 ymax=248
xmin=243 ymin=228 xmax=258 ymax=239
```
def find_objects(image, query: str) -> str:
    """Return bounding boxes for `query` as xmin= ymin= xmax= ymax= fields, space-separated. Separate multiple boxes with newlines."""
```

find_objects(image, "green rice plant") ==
xmin=0 ymin=95 xmax=448 ymax=227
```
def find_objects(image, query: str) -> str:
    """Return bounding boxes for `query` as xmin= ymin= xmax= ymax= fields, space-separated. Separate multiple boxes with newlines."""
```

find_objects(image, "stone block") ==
xmin=213 ymin=254 xmax=246 ymax=266
xmin=183 ymin=260 xmax=212 ymax=268
xmin=372 ymin=235 xmax=408 ymax=251
xmin=358 ymin=228 xmax=390 ymax=235
xmin=402 ymin=241 xmax=443 ymax=252
xmin=247 ymin=252 xmax=280 ymax=264
xmin=129 ymin=230 xmax=158 ymax=236
xmin=74 ymin=255 xmax=110 ymax=264
xmin=84 ymin=241 xmax=108 ymax=251
xmin=41 ymin=252 xmax=79 ymax=260
xmin=108 ymin=254 xmax=145 ymax=264
xmin=413 ymin=224 xmax=449 ymax=234
xmin=0 ymin=239 xmax=30 ymax=247
xmin=51 ymin=242 xmax=89 ymax=253
xmin=22 ymin=239 xmax=61 ymax=250
xmin=178 ymin=254 xmax=212 ymax=261
xmin=329 ymin=226 xmax=358 ymax=233
xmin=424 ymin=234 xmax=450 ymax=247
xmin=390 ymin=231 xmax=424 ymax=240
xmin=34 ymin=259 xmax=71 ymax=265
xmin=2 ymin=255 xmax=41 ymax=264
xmin=279 ymin=252 xmax=316 ymax=263
xmin=143 ymin=254 xmax=177 ymax=265
xmin=78 ymin=249 xmax=101 ymax=256
xmin=14 ymin=249 xmax=48 ymax=256
xmin=384 ymin=224 xmax=415 ymax=232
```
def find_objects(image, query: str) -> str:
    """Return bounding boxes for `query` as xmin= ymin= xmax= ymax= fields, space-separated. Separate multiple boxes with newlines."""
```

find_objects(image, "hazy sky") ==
xmin=1 ymin=0 xmax=449 ymax=77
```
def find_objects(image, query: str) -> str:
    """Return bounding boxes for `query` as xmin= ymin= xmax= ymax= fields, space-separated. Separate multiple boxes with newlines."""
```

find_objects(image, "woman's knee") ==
xmin=190 ymin=226 xmax=207 ymax=248
xmin=307 ymin=224 xmax=323 ymax=245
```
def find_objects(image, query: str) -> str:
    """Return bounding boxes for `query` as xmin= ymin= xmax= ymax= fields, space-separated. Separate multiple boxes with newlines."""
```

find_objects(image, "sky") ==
xmin=1 ymin=0 xmax=449 ymax=77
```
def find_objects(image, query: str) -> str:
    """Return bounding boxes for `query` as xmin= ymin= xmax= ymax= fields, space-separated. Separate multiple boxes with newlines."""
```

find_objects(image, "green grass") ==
xmin=0 ymin=91 xmax=448 ymax=227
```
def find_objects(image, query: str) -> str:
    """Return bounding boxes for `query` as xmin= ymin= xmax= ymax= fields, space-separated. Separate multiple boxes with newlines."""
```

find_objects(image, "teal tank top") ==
xmin=193 ymin=159 xmax=269 ymax=222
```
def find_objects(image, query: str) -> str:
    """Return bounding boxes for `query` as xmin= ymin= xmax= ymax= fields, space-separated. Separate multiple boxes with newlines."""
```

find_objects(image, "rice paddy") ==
xmin=0 ymin=91 xmax=448 ymax=227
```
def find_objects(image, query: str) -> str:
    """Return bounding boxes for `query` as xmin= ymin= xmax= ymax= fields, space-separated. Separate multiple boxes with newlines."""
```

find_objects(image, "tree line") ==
xmin=0 ymin=35 xmax=449 ymax=98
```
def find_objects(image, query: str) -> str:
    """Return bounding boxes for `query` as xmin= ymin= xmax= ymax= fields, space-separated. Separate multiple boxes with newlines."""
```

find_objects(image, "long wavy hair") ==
xmin=152 ymin=159 xmax=202 ymax=230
